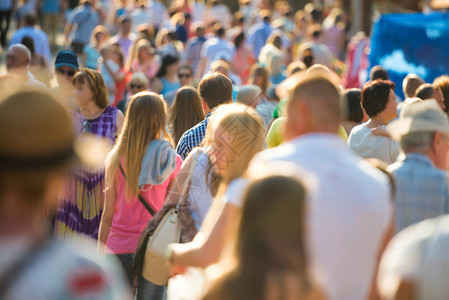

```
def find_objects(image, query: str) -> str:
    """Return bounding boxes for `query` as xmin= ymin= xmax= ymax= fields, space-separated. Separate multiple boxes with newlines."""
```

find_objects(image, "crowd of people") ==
xmin=1 ymin=0 xmax=449 ymax=299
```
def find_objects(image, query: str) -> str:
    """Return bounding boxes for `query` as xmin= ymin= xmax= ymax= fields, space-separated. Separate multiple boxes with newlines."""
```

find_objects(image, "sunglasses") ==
xmin=178 ymin=73 xmax=191 ymax=79
xmin=56 ymin=68 xmax=76 ymax=77
xmin=82 ymin=119 xmax=91 ymax=133
xmin=130 ymin=83 xmax=144 ymax=89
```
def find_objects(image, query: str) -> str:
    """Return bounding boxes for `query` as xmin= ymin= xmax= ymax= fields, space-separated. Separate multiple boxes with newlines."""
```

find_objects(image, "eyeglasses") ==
xmin=56 ymin=68 xmax=76 ymax=77
xmin=178 ymin=73 xmax=192 ymax=79
xmin=130 ymin=83 xmax=144 ymax=89
xmin=82 ymin=119 xmax=91 ymax=133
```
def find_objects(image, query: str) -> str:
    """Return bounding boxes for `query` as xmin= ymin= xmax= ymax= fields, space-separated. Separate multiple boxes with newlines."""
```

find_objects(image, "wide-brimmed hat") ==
xmin=0 ymin=89 xmax=108 ymax=172
xmin=387 ymin=99 xmax=449 ymax=141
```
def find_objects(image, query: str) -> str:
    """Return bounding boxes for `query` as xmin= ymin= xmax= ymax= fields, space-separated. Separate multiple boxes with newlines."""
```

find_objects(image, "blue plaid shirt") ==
xmin=176 ymin=112 xmax=212 ymax=160
xmin=388 ymin=153 xmax=449 ymax=233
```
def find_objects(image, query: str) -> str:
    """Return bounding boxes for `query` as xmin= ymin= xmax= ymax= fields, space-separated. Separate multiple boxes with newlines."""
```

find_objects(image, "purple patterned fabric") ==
xmin=54 ymin=106 xmax=118 ymax=241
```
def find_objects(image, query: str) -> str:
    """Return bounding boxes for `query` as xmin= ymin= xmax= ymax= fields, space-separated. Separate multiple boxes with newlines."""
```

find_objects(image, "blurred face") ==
xmin=384 ymin=89 xmax=398 ymax=123
xmin=129 ymin=80 xmax=147 ymax=95
xmin=208 ymin=125 xmax=233 ymax=176
xmin=6 ymin=49 xmax=28 ymax=72
xmin=251 ymin=75 xmax=264 ymax=89
xmin=55 ymin=66 xmax=77 ymax=89
xmin=138 ymin=47 xmax=152 ymax=61
xmin=122 ymin=20 xmax=131 ymax=34
xmin=73 ymin=82 xmax=95 ymax=107
xmin=432 ymin=87 xmax=445 ymax=110
xmin=167 ymin=61 xmax=180 ymax=74
xmin=96 ymin=32 xmax=106 ymax=44
xmin=178 ymin=68 xmax=193 ymax=86
xmin=435 ymin=132 xmax=449 ymax=170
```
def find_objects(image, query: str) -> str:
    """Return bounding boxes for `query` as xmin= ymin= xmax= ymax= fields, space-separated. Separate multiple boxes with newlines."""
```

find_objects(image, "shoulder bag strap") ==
xmin=176 ymin=150 xmax=201 ymax=210
xmin=119 ymin=164 xmax=156 ymax=216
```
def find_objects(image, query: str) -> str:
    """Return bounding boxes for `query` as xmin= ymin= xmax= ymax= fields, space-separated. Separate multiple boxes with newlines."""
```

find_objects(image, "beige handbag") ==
xmin=142 ymin=151 xmax=199 ymax=286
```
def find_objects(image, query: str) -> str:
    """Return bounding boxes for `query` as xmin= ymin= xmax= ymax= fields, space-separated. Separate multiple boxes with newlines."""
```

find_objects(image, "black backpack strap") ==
xmin=119 ymin=164 xmax=156 ymax=216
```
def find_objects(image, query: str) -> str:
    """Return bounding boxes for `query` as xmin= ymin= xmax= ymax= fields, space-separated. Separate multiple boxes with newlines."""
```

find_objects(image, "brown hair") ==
xmin=203 ymin=174 xmax=310 ymax=300
xmin=169 ymin=87 xmax=205 ymax=145
xmin=72 ymin=68 xmax=109 ymax=109
xmin=248 ymin=65 xmax=269 ymax=93
xmin=415 ymin=83 xmax=434 ymax=100
xmin=434 ymin=75 xmax=449 ymax=113
xmin=403 ymin=74 xmax=424 ymax=99
xmin=361 ymin=79 xmax=395 ymax=117
xmin=198 ymin=72 xmax=233 ymax=109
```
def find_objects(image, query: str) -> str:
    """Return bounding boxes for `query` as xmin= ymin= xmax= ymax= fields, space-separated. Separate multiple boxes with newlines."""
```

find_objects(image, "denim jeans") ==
xmin=136 ymin=275 xmax=166 ymax=300
xmin=115 ymin=253 xmax=134 ymax=286
xmin=112 ymin=253 xmax=166 ymax=300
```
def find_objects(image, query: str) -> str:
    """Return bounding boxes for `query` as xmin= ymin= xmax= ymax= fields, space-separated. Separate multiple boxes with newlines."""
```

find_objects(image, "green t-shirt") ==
xmin=272 ymin=98 xmax=288 ymax=119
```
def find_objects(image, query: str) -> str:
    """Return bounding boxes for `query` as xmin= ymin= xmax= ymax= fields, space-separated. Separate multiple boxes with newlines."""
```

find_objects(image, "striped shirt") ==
xmin=388 ymin=153 xmax=449 ymax=233
xmin=176 ymin=112 xmax=212 ymax=160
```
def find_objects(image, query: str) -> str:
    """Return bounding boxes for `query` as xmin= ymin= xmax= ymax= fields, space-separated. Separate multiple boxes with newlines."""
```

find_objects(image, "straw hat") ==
xmin=0 ymin=89 xmax=108 ymax=171
xmin=387 ymin=99 xmax=449 ymax=141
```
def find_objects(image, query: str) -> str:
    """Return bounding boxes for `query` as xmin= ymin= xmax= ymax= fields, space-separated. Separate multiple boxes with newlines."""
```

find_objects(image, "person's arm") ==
xmin=368 ymin=217 xmax=394 ymax=300
xmin=98 ymin=167 xmax=117 ymax=253
xmin=195 ymin=57 xmax=207 ymax=79
xmin=371 ymin=127 xmax=391 ymax=138
xmin=116 ymin=110 xmax=124 ymax=133
xmin=168 ymin=202 xmax=240 ymax=271
xmin=103 ymin=59 xmax=126 ymax=83
xmin=151 ymin=77 xmax=163 ymax=94
xmin=64 ymin=23 xmax=73 ymax=46
xmin=164 ymin=150 xmax=197 ymax=206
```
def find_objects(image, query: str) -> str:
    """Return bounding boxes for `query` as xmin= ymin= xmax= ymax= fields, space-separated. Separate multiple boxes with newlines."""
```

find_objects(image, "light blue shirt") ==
xmin=247 ymin=21 xmax=272 ymax=59
xmin=388 ymin=153 xmax=449 ymax=233
xmin=10 ymin=26 xmax=52 ymax=64
xmin=68 ymin=4 xmax=100 ymax=45
xmin=0 ymin=0 xmax=12 ymax=10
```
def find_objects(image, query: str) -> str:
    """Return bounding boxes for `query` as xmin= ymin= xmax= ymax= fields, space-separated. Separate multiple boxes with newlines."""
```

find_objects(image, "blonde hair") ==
xmin=90 ymin=25 xmax=109 ymax=47
xmin=106 ymin=92 xmax=172 ymax=198
xmin=203 ymin=103 xmax=266 ymax=196
xmin=126 ymin=39 xmax=153 ymax=71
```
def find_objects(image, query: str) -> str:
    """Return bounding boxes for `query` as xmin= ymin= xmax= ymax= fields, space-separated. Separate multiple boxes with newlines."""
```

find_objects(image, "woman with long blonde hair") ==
xmin=127 ymin=39 xmax=159 ymax=80
xmin=98 ymin=92 xmax=182 ymax=298
xmin=166 ymin=103 xmax=266 ymax=271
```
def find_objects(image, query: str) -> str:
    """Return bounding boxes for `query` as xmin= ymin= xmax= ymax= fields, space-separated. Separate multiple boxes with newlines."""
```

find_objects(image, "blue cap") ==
xmin=55 ymin=50 xmax=79 ymax=70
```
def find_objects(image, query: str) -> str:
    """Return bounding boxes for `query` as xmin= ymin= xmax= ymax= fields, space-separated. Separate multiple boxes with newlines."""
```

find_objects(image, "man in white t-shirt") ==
xmin=195 ymin=23 xmax=235 ymax=78
xmin=237 ymin=70 xmax=393 ymax=300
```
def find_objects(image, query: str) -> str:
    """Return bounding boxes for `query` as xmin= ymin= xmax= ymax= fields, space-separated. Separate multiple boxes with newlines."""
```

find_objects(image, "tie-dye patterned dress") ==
xmin=54 ymin=106 xmax=118 ymax=241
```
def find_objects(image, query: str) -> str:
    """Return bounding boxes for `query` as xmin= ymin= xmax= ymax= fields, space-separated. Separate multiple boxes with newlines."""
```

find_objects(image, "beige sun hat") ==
xmin=0 ymin=89 xmax=109 ymax=172
xmin=387 ymin=99 xmax=449 ymax=141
